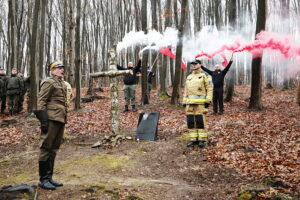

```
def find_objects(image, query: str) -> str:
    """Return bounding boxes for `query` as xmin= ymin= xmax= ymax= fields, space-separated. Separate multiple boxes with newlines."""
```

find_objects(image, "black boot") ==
xmin=187 ymin=141 xmax=199 ymax=147
xmin=39 ymin=161 xmax=56 ymax=190
xmin=122 ymin=105 xmax=129 ymax=113
xmin=132 ymin=105 xmax=137 ymax=112
xmin=198 ymin=140 xmax=206 ymax=148
xmin=48 ymin=159 xmax=63 ymax=187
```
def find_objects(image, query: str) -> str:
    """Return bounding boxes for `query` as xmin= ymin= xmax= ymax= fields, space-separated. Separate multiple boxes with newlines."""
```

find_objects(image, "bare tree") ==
xmin=141 ymin=0 xmax=149 ymax=105
xmin=171 ymin=0 xmax=188 ymax=105
xmin=224 ymin=0 xmax=237 ymax=102
xmin=29 ymin=0 xmax=41 ymax=112
xmin=249 ymin=0 xmax=267 ymax=110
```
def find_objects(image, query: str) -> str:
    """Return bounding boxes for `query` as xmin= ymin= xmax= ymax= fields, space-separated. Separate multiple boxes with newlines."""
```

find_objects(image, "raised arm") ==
xmin=133 ymin=59 xmax=142 ymax=73
xmin=116 ymin=64 xmax=126 ymax=70
xmin=201 ymin=65 xmax=213 ymax=76
xmin=222 ymin=60 xmax=233 ymax=75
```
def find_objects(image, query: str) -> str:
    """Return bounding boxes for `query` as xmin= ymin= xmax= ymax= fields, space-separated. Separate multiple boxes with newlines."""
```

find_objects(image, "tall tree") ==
xmin=141 ymin=0 xmax=149 ymax=105
xmin=159 ymin=0 xmax=172 ymax=97
xmin=171 ymin=0 xmax=188 ymax=105
xmin=224 ymin=0 xmax=237 ymax=102
xmin=38 ymin=0 xmax=47 ymax=79
xmin=249 ymin=0 xmax=267 ymax=110
xmin=151 ymin=0 xmax=158 ymax=89
xmin=8 ymin=0 xmax=17 ymax=74
xmin=29 ymin=0 xmax=41 ymax=112
xmin=75 ymin=0 xmax=81 ymax=109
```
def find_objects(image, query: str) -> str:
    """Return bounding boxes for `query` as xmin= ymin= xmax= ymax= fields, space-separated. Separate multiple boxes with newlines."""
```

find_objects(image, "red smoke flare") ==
xmin=195 ymin=31 xmax=300 ymax=66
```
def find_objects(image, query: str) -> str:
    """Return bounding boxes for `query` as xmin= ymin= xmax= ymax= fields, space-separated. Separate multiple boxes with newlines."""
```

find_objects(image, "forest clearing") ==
xmin=0 ymin=86 xmax=299 ymax=200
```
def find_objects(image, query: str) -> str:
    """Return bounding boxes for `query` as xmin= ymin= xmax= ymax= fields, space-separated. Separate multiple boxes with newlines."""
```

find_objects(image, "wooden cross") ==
xmin=90 ymin=46 xmax=133 ymax=135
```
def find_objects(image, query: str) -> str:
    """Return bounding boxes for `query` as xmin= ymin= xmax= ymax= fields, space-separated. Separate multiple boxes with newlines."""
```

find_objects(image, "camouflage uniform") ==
xmin=17 ymin=74 xmax=26 ymax=113
xmin=0 ymin=71 xmax=7 ymax=113
xmin=6 ymin=73 xmax=22 ymax=115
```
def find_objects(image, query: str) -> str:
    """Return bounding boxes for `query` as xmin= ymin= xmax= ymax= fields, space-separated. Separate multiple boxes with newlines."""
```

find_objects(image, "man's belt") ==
xmin=49 ymin=100 xmax=65 ymax=106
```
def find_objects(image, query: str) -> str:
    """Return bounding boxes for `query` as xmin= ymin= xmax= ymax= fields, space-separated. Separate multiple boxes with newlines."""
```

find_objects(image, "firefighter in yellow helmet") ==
xmin=183 ymin=60 xmax=213 ymax=147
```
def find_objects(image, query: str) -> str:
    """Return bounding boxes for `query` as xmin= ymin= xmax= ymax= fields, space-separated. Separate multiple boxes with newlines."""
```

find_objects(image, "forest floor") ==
xmin=0 ymin=85 xmax=299 ymax=200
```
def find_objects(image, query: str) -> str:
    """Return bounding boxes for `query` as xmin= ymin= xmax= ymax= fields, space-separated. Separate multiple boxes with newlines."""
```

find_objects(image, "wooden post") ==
xmin=90 ymin=46 xmax=132 ymax=135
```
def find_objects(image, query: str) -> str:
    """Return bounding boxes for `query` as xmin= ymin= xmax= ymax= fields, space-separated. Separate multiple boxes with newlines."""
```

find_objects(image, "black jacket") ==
xmin=147 ymin=71 xmax=155 ymax=84
xmin=117 ymin=60 xmax=141 ymax=85
xmin=201 ymin=61 xmax=233 ymax=89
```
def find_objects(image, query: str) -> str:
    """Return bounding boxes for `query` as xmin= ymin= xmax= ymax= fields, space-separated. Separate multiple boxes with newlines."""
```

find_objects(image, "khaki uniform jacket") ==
xmin=38 ymin=76 xmax=67 ymax=123
xmin=183 ymin=69 xmax=213 ymax=105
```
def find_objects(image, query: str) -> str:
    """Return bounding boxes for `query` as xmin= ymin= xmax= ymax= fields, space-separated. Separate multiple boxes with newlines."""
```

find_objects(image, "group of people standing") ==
xmin=0 ymin=68 xmax=27 ymax=116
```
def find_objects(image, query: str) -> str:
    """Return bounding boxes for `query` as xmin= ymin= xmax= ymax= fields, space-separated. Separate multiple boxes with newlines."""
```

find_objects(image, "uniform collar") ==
xmin=192 ymin=68 xmax=201 ymax=74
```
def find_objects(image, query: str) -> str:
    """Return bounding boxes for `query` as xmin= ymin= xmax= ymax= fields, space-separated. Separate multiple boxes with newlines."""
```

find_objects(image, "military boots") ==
xmin=38 ymin=161 xmax=55 ymax=190
xmin=48 ymin=159 xmax=63 ymax=187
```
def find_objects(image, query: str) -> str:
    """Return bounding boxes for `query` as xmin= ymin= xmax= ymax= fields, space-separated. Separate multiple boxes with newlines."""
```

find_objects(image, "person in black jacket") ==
xmin=117 ymin=58 xmax=141 ymax=112
xmin=201 ymin=57 xmax=233 ymax=114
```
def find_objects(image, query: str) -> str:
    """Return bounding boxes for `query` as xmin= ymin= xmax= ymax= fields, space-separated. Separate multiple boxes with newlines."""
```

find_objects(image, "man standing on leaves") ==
xmin=17 ymin=72 xmax=26 ymax=113
xmin=0 ymin=68 xmax=7 ymax=114
xmin=34 ymin=61 xmax=66 ymax=190
xmin=6 ymin=69 xmax=22 ymax=116
xmin=201 ymin=55 xmax=234 ymax=114
xmin=183 ymin=60 xmax=213 ymax=147
xmin=117 ymin=57 xmax=141 ymax=112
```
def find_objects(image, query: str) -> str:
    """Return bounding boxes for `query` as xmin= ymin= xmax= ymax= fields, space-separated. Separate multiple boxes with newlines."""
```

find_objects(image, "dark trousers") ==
xmin=8 ymin=94 xmax=19 ymax=113
xmin=39 ymin=120 xmax=65 ymax=161
xmin=1 ymin=95 xmax=6 ymax=112
xmin=213 ymin=88 xmax=224 ymax=113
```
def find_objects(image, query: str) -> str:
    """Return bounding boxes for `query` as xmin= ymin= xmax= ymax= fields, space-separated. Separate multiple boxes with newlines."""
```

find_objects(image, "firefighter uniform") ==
xmin=183 ymin=60 xmax=213 ymax=147
xmin=35 ymin=61 xmax=67 ymax=190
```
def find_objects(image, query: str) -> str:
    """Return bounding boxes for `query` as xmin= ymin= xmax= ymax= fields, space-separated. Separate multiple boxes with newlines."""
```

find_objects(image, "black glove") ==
xmin=204 ymin=103 xmax=210 ymax=108
xmin=41 ymin=120 xmax=48 ymax=133
xmin=33 ymin=110 xmax=48 ymax=133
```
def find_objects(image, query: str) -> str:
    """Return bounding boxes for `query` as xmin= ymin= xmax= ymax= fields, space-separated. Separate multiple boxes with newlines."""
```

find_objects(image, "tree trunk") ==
xmin=38 ymin=0 xmax=47 ymax=80
xmin=249 ymin=0 xmax=267 ymax=110
xmin=29 ymin=0 xmax=41 ymax=112
xmin=159 ymin=0 xmax=171 ymax=97
xmin=171 ymin=0 xmax=188 ymax=105
xmin=224 ymin=0 xmax=237 ymax=102
xmin=151 ymin=0 xmax=158 ymax=89
xmin=8 ymin=0 xmax=17 ymax=74
xmin=141 ymin=0 xmax=149 ymax=105
xmin=75 ymin=0 xmax=81 ymax=110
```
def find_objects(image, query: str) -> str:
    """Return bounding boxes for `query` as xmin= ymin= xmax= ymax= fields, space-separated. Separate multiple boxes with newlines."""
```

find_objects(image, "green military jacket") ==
xmin=38 ymin=76 xmax=67 ymax=123
xmin=6 ymin=75 xmax=21 ymax=95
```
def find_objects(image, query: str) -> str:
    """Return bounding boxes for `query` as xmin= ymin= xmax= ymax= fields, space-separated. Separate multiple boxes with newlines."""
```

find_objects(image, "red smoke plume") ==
xmin=195 ymin=31 xmax=300 ymax=66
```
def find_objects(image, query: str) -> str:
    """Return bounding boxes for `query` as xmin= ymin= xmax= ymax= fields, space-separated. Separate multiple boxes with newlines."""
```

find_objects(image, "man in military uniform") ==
xmin=183 ymin=60 xmax=213 ymax=147
xmin=17 ymin=72 xmax=26 ymax=113
xmin=6 ymin=69 xmax=22 ymax=116
xmin=0 ymin=68 xmax=7 ymax=114
xmin=34 ymin=61 xmax=67 ymax=190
